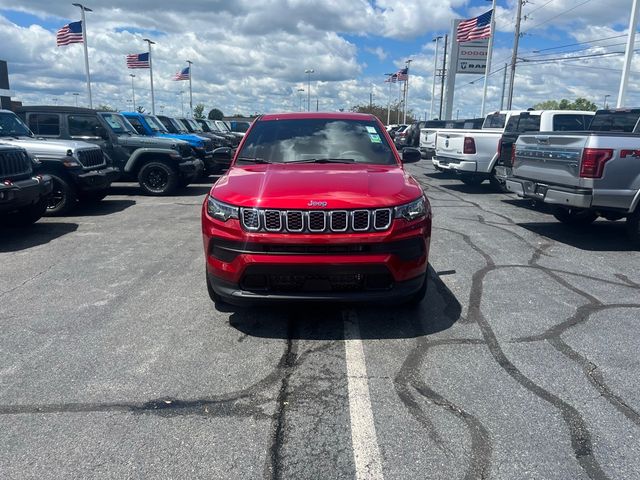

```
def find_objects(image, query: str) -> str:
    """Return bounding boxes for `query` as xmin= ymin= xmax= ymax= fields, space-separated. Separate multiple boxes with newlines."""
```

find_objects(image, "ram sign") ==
xmin=456 ymin=40 xmax=488 ymax=74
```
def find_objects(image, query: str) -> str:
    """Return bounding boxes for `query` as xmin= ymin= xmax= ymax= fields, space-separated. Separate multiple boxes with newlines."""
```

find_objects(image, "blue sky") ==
xmin=0 ymin=0 xmax=637 ymax=118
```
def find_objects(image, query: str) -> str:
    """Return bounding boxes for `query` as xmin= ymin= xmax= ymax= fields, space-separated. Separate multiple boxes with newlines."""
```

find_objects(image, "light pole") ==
xmin=72 ymin=3 xmax=93 ymax=108
xmin=129 ymin=73 xmax=136 ymax=110
xmin=297 ymin=88 xmax=305 ymax=111
xmin=143 ymin=38 xmax=156 ymax=114
xmin=604 ymin=94 xmax=611 ymax=109
xmin=385 ymin=73 xmax=394 ymax=125
xmin=73 ymin=92 xmax=79 ymax=107
xmin=186 ymin=59 xmax=193 ymax=117
xmin=429 ymin=36 xmax=442 ymax=120
xmin=304 ymin=68 xmax=314 ymax=111
xmin=179 ymin=90 xmax=184 ymax=117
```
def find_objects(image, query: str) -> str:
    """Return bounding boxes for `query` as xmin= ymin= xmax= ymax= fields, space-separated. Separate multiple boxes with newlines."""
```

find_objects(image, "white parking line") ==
xmin=343 ymin=309 xmax=384 ymax=480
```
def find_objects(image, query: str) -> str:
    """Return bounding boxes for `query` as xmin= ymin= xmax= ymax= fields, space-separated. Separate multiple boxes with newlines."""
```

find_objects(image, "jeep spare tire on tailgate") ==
xmin=202 ymin=112 xmax=432 ymax=305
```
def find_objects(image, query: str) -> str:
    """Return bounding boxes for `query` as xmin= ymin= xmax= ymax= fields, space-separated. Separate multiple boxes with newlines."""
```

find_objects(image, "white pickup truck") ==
xmin=433 ymin=111 xmax=523 ymax=185
xmin=506 ymin=108 xmax=640 ymax=244
xmin=420 ymin=118 xmax=483 ymax=159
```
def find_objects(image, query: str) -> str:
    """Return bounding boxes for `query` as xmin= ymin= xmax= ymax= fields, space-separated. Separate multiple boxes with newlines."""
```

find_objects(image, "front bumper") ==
xmin=202 ymin=211 xmax=431 ymax=305
xmin=74 ymin=167 xmax=120 ymax=191
xmin=505 ymin=178 xmax=593 ymax=208
xmin=208 ymin=270 xmax=425 ymax=305
xmin=433 ymin=156 xmax=477 ymax=173
xmin=0 ymin=176 xmax=53 ymax=213
xmin=178 ymin=158 xmax=205 ymax=177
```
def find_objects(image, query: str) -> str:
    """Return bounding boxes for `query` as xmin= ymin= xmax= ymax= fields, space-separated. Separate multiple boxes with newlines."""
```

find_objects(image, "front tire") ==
xmin=138 ymin=161 xmax=178 ymax=196
xmin=405 ymin=274 xmax=428 ymax=306
xmin=206 ymin=272 xmax=227 ymax=306
xmin=46 ymin=174 xmax=77 ymax=216
xmin=626 ymin=207 xmax=640 ymax=246
xmin=552 ymin=207 xmax=598 ymax=226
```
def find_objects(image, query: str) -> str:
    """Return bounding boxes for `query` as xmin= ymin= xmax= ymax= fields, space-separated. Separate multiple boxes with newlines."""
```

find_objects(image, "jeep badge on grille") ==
xmin=307 ymin=200 xmax=328 ymax=207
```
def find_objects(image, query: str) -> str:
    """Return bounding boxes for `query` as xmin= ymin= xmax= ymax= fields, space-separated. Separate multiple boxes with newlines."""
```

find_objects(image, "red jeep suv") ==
xmin=202 ymin=112 xmax=432 ymax=305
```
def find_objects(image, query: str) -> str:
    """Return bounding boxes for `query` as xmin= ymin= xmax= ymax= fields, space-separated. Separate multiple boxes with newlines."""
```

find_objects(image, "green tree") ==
xmin=208 ymin=108 xmax=224 ymax=120
xmin=532 ymin=97 xmax=598 ymax=111
xmin=351 ymin=103 xmax=416 ymax=125
xmin=193 ymin=103 xmax=205 ymax=119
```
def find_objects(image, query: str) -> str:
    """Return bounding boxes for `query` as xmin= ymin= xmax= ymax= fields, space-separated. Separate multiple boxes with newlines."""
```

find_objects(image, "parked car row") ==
xmin=417 ymin=107 xmax=640 ymax=245
xmin=1 ymin=106 xmax=244 ymax=226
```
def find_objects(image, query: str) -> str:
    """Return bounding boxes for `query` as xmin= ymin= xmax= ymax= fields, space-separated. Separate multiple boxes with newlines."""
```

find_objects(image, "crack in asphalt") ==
xmin=421 ymin=177 xmax=617 ymax=480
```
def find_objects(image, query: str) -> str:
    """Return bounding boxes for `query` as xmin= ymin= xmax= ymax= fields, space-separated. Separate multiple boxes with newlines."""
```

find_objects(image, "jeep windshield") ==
xmin=237 ymin=118 xmax=395 ymax=165
xmin=100 ymin=113 xmax=138 ymax=135
xmin=0 ymin=111 xmax=32 ymax=137
xmin=184 ymin=119 xmax=204 ymax=132
xmin=215 ymin=121 xmax=232 ymax=133
xmin=173 ymin=119 xmax=191 ymax=133
xmin=145 ymin=115 xmax=168 ymax=133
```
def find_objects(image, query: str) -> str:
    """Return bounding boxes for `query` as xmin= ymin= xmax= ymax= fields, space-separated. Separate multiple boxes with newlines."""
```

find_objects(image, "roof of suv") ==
xmin=15 ymin=105 xmax=98 ymax=114
xmin=259 ymin=112 xmax=377 ymax=122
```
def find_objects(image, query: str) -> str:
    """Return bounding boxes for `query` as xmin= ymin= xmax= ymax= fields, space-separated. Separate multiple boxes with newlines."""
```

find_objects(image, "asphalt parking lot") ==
xmin=1 ymin=162 xmax=639 ymax=480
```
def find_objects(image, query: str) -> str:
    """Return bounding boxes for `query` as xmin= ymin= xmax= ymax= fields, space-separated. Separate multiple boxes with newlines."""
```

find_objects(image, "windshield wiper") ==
xmin=236 ymin=156 xmax=271 ymax=164
xmin=286 ymin=158 xmax=356 ymax=164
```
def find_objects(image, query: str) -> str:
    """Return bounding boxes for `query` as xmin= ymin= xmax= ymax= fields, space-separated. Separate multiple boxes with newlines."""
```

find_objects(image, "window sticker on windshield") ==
xmin=104 ymin=117 xmax=121 ymax=129
xmin=366 ymin=126 xmax=377 ymax=134
xmin=369 ymin=133 xmax=382 ymax=143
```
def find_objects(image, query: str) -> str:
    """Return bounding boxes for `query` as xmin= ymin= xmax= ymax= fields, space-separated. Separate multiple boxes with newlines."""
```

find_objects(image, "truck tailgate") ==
xmin=514 ymin=134 xmax=588 ymax=188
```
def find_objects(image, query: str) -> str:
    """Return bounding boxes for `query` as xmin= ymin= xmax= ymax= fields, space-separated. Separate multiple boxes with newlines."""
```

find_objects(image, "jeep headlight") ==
xmin=394 ymin=196 xmax=427 ymax=222
xmin=63 ymin=158 xmax=81 ymax=168
xmin=207 ymin=196 xmax=239 ymax=221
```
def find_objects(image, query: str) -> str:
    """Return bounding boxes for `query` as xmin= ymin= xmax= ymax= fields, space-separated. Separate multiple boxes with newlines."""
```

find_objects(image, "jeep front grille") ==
xmin=0 ymin=149 xmax=32 ymax=178
xmin=76 ymin=148 xmax=105 ymax=169
xmin=240 ymin=208 xmax=393 ymax=233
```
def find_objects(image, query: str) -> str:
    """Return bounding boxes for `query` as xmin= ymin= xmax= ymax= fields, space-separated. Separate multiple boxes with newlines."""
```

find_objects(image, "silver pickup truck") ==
xmin=505 ymin=108 xmax=640 ymax=244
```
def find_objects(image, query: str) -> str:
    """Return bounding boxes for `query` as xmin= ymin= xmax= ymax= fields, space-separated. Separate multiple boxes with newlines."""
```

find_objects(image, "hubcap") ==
xmin=146 ymin=167 xmax=168 ymax=191
xmin=47 ymin=181 xmax=65 ymax=210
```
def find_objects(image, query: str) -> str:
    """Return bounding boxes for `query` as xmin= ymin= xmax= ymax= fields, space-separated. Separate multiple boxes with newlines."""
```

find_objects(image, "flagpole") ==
xmin=404 ymin=60 xmax=412 ymax=124
xmin=617 ymin=0 xmax=640 ymax=107
xmin=429 ymin=36 xmax=441 ymax=120
xmin=144 ymin=38 xmax=156 ymax=114
xmin=385 ymin=74 xmax=392 ymax=125
xmin=480 ymin=1 xmax=496 ymax=117
xmin=73 ymin=3 xmax=93 ymax=108
xmin=186 ymin=60 xmax=193 ymax=117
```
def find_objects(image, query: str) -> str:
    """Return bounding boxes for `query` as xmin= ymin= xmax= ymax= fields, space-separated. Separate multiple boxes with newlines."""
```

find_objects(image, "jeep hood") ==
xmin=211 ymin=164 xmax=423 ymax=209
xmin=119 ymin=134 xmax=187 ymax=148
xmin=0 ymin=137 xmax=99 ymax=157
xmin=158 ymin=133 xmax=205 ymax=146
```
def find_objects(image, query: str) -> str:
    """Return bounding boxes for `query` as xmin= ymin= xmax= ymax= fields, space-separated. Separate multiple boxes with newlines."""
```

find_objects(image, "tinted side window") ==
xmin=589 ymin=111 xmax=640 ymax=132
xmin=504 ymin=115 xmax=520 ymax=133
xmin=126 ymin=116 xmax=146 ymax=134
xmin=69 ymin=115 xmax=101 ymax=136
xmin=518 ymin=115 xmax=541 ymax=132
xmin=483 ymin=114 xmax=506 ymax=128
xmin=28 ymin=113 xmax=60 ymax=136
xmin=553 ymin=114 xmax=588 ymax=131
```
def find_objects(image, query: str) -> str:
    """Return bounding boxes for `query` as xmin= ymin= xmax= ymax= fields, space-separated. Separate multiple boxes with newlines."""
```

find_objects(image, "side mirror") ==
xmin=212 ymin=146 xmax=232 ymax=161
xmin=94 ymin=125 xmax=108 ymax=139
xmin=401 ymin=147 xmax=421 ymax=163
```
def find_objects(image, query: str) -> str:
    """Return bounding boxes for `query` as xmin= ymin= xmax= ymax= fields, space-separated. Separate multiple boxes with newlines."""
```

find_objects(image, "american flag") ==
xmin=56 ymin=21 xmax=83 ymax=46
xmin=126 ymin=52 xmax=150 ymax=69
xmin=396 ymin=67 xmax=408 ymax=82
xmin=385 ymin=73 xmax=397 ymax=83
xmin=173 ymin=66 xmax=190 ymax=81
xmin=457 ymin=9 xmax=493 ymax=43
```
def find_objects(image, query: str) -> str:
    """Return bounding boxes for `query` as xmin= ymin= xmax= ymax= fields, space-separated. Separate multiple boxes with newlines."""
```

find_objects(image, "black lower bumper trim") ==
xmin=0 ymin=176 xmax=52 ymax=212
xmin=75 ymin=167 xmax=120 ymax=191
xmin=208 ymin=271 xmax=426 ymax=305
